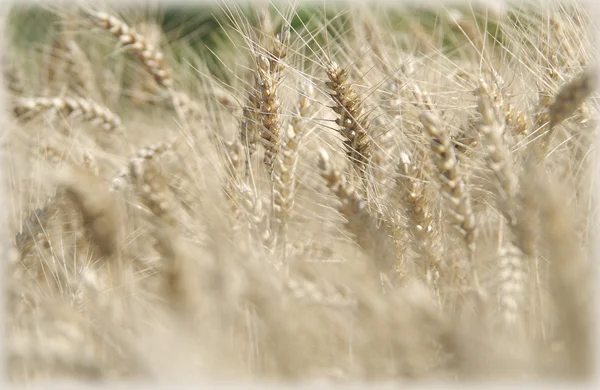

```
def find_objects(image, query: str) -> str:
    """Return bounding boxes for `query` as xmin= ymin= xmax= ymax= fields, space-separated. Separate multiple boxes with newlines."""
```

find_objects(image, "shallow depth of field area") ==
xmin=2 ymin=0 xmax=598 ymax=383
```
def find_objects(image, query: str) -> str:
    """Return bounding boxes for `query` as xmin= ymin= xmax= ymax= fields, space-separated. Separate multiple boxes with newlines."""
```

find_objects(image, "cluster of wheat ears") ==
xmin=1 ymin=0 xmax=598 ymax=383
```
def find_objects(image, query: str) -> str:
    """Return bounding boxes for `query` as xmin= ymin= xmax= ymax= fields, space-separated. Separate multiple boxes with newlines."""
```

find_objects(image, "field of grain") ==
xmin=2 ymin=0 xmax=598 ymax=383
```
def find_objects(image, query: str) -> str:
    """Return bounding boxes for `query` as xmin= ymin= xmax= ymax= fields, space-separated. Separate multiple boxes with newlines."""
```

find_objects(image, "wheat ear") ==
xmin=56 ymin=165 xmax=120 ymax=258
xmin=110 ymin=138 xmax=178 ymax=192
xmin=273 ymin=81 xmax=313 ymax=236
xmin=13 ymin=97 xmax=122 ymax=132
xmin=318 ymin=148 xmax=396 ymax=274
xmin=86 ymin=11 xmax=172 ymax=88
xmin=475 ymin=80 xmax=530 ymax=327
xmin=15 ymin=196 xmax=59 ymax=259
xmin=237 ymin=184 xmax=277 ymax=256
xmin=128 ymin=157 xmax=177 ymax=227
xmin=87 ymin=11 xmax=202 ymax=123
xmin=396 ymin=151 xmax=440 ymax=296
xmin=326 ymin=61 xmax=371 ymax=176
xmin=420 ymin=111 xmax=483 ymax=299
xmin=256 ymin=54 xmax=283 ymax=177
xmin=260 ymin=26 xmax=289 ymax=176
xmin=548 ymin=67 xmax=597 ymax=130
xmin=474 ymin=79 xmax=518 ymax=224
xmin=496 ymin=241 xmax=526 ymax=328
xmin=420 ymin=111 xmax=477 ymax=252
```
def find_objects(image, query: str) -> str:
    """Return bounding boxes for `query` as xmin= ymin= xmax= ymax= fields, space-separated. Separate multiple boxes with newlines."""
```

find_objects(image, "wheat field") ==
xmin=1 ymin=0 xmax=598 ymax=384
